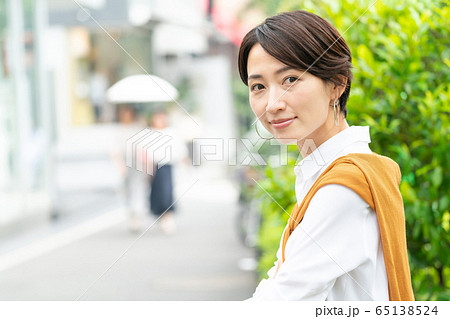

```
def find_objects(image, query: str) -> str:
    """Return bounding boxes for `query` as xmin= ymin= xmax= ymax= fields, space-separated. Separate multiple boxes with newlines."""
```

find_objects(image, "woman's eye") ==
xmin=284 ymin=76 xmax=298 ymax=85
xmin=251 ymin=83 xmax=265 ymax=92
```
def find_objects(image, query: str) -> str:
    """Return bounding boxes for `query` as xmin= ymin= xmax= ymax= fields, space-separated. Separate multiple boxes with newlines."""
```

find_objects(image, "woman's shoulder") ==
xmin=312 ymin=152 xmax=402 ymax=209
xmin=335 ymin=152 xmax=402 ymax=182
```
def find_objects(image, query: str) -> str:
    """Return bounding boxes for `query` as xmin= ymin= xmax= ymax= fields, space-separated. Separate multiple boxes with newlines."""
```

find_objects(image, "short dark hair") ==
xmin=238 ymin=10 xmax=353 ymax=117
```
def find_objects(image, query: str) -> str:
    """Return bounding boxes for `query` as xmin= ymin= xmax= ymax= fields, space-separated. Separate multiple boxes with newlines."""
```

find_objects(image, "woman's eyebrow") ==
xmin=248 ymin=66 xmax=296 ymax=81
xmin=248 ymin=74 xmax=262 ymax=81
xmin=275 ymin=66 xmax=294 ymax=74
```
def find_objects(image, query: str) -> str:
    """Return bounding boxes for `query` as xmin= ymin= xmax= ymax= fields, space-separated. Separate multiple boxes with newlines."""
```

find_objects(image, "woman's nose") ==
xmin=266 ymin=88 xmax=287 ymax=113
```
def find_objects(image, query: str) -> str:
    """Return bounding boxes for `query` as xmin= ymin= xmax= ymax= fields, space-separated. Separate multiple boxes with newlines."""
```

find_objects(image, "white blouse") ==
xmin=249 ymin=126 xmax=389 ymax=301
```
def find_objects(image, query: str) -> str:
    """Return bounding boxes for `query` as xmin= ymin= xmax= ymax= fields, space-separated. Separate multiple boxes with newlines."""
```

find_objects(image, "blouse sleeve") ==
xmin=249 ymin=184 xmax=373 ymax=300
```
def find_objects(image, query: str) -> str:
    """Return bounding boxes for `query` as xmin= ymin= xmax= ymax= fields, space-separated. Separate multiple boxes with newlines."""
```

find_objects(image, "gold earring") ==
xmin=255 ymin=119 xmax=274 ymax=140
xmin=333 ymin=99 xmax=340 ymax=126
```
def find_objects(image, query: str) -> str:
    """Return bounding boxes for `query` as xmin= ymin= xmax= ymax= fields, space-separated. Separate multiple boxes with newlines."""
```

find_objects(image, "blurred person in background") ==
xmin=238 ymin=10 xmax=413 ymax=301
xmin=89 ymin=67 xmax=109 ymax=122
xmin=112 ymin=105 xmax=148 ymax=232
xmin=147 ymin=110 xmax=188 ymax=235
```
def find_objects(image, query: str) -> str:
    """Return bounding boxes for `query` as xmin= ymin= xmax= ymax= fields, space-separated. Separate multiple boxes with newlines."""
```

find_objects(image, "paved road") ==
xmin=0 ymin=175 xmax=258 ymax=300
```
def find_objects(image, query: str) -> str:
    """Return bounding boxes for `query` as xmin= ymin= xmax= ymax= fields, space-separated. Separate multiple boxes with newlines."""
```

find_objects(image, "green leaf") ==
xmin=442 ymin=211 xmax=450 ymax=232
xmin=431 ymin=166 xmax=443 ymax=188
xmin=400 ymin=180 xmax=417 ymax=202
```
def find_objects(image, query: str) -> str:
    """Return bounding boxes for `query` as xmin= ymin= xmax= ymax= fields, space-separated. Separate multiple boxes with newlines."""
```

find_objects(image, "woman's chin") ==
xmin=274 ymin=135 xmax=298 ymax=144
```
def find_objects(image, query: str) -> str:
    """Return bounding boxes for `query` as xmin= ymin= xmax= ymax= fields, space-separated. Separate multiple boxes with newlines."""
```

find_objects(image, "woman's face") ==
xmin=247 ymin=43 xmax=340 ymax=148
xmin=152 ymin=112 xmax=168 ymax=130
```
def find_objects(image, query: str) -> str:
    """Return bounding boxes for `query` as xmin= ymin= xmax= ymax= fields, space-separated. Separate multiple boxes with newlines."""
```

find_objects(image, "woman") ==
xmin=112 ymin=105 xmax=148 ymax=233
xmin=238 ymin=11 xmax=414 ymax=301
xmin=148 ymin=110 xmax=188 ymax=234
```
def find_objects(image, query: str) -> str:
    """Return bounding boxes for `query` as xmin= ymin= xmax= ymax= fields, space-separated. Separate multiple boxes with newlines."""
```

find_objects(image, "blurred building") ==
xmin=0 ymin=0 xmax=253 ymax=227
xmin=0 ymin=0 xmax=53 ymax=226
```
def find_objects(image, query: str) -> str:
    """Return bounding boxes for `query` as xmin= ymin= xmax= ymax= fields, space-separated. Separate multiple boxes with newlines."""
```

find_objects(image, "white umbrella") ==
xmin=106 ymin=74 xmax=178 ymax=104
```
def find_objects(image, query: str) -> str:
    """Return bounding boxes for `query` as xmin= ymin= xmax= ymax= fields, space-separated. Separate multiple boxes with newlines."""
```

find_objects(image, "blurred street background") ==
xmin=0 ymin=0 xmax=266 ymax=300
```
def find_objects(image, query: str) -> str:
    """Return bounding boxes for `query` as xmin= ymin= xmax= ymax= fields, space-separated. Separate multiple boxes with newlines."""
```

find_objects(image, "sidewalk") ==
xmin=0 ymin=175 xmax=258 ymax=300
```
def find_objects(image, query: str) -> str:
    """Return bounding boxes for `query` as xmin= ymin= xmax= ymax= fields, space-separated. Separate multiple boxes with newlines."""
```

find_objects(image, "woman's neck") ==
xmin=297 ymin=117 xmax=349 ymax=159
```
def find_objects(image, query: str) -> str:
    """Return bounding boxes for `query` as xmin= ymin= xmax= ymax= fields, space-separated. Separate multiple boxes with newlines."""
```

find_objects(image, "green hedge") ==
xmin=241 ymin=0 xmax=449 ymax=300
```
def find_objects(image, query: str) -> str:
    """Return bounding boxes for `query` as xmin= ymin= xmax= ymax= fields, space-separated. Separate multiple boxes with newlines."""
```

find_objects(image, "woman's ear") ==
xmin=330 ymin=75 xmax=347 ymax=99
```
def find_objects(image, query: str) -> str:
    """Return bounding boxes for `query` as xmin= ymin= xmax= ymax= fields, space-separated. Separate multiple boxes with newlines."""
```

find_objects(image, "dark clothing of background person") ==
xmin=150 ymin=164 xmax=174 ymax=216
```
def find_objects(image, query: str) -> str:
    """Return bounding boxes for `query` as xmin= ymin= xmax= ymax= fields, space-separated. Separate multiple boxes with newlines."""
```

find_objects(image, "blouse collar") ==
xmin=294 ymin=126 xmax=371 ymax=182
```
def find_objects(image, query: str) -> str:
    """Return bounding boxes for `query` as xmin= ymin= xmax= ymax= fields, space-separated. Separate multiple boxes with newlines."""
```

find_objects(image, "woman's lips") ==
xmin=270 ymin=118 xmax=296 ymax=129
